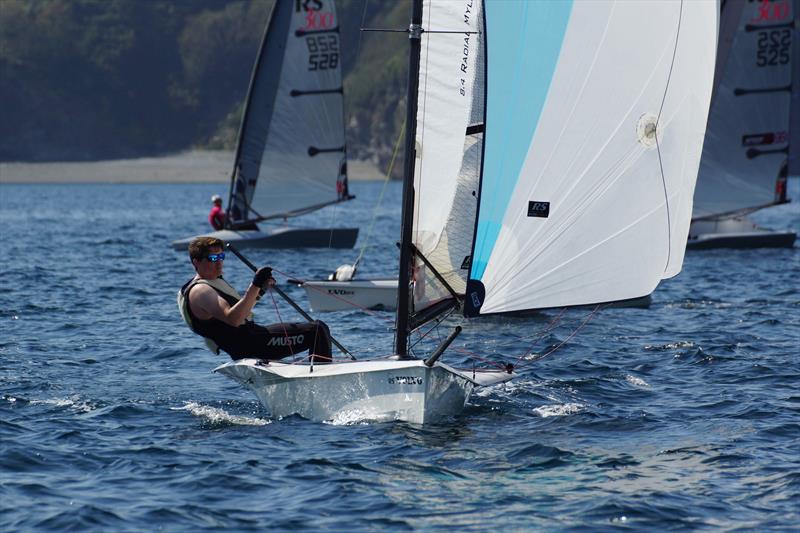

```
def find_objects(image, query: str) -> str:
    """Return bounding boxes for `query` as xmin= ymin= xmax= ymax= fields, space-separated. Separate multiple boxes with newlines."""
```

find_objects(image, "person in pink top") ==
xmin=208 ymin=194 xmax=226 ymax=230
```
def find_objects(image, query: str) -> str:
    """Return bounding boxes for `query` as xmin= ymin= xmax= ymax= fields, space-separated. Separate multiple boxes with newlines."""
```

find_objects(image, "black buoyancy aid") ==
xmin=177 ymin=276 xmax=252 ymax=354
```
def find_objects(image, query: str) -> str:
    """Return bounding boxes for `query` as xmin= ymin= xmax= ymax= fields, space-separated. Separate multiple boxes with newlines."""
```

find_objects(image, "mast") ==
xmin=394 ymin=0 xmax=424 ymax=357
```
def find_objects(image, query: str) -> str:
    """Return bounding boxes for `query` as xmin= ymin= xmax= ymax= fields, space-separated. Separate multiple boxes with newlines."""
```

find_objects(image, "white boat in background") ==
xmin=217 ymin=0 xmax=718 ymax=423
xmin=688 ymin=0 xmax=797 ymax=250
xmin=303 ymin=278 xmax=397 ymax=312
xmin=171 ymin=0 xmax=357 ymax=251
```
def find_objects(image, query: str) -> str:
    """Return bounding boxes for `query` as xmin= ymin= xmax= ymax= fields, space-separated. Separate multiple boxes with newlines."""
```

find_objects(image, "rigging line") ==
xmin=514 ymin=307 xmax=568 ymax=366
xmin=230 ymin=186 xmax=267 ymax=225
xmin=655 ymin=0 xmax=684 ymax=273
xmin=356 ymin=0 xmax=370 ymax=61
xmin=452 ymin=346 xmax=511 ymax=371
xmin=354 ymin=120 xmax=406 ymax=268
xmin=517 ymin=304 xmax=606 ymax=369
xmin=450 ymin=306 xmax=590 ymax=372
xmin=407 ymin=305 xmax=455 ymax=352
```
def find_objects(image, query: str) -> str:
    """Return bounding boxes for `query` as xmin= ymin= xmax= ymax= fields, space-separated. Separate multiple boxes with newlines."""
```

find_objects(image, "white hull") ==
xmin=688 ymin=218 xmax=796 ymax=249
xmin=170 ymin=227 xmax=358 ymax=251
xmin=302 ymin=279 xmax=397 ymax=311
xmin=214 ymin=358 xmax=514 ymax=424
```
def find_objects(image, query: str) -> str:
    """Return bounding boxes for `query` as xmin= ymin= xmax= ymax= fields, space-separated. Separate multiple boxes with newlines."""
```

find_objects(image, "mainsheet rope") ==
xmin=353 ymin=119 xmax=406 ymax=269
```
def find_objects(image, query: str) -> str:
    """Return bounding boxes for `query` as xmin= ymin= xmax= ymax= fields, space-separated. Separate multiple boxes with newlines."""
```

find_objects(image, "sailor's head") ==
xmin=189 ymin=236 xmax=225 ymax=274
xmin=211 ymin=194 xmax=222 ymax=206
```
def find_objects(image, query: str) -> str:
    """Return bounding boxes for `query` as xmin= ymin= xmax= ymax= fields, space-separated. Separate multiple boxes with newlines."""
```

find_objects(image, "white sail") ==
xmin=692 ymin=0 xmax=794 ymax=219
xmin=412 ymin=0 xmax=483 ymax=312
xmin=228 ymin=0 xmax=349 ymax=225
xmin=464 ymin=0 xmax=717 ymax=316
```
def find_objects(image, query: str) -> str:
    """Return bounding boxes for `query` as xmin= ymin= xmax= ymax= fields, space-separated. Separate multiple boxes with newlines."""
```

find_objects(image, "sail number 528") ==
xmin=756 ymin=30 xmax=790 ymax=67
xmin=306 ymin=35 xmax=339 ymax=70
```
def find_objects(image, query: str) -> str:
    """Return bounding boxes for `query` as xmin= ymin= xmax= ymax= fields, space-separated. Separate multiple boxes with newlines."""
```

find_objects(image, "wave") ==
xmin=625 ymin=374 xmax=650 ymax=388
xmin=533 ymin=402 xmax=585 ymax=417
xmin=30 ymin=395 xmax=96 ymax=413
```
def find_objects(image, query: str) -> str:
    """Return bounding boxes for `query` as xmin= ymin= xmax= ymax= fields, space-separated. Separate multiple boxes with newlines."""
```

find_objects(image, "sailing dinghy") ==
xmin=215 ymin=0 xmax=718 ymax=423
xmin=303 ymin=278 xmax=398 ymax=312
xmin=171 ymin=0 xmax=357 ymax=251
xmin=688 ymin=0 xmax=797 ymax=249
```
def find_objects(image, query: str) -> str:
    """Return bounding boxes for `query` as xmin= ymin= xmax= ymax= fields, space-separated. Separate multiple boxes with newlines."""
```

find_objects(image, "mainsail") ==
xmin=227 ymin=0 xmax=350 ymax=227
xmin=692 ymin=0 xmax=795 ymax=220
xmin=399 ymin=0 xmax=717 ymax=343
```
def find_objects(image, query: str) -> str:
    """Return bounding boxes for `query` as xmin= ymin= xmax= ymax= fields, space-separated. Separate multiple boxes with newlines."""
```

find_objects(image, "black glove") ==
xmin=252 ymin=267 xmax=273 ymax=288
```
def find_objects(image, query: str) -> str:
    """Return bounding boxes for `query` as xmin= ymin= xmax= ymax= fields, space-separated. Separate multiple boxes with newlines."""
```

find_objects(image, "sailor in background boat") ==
xmin=208 ymin=194 xmax=226 ymax=230
xmin=178 ymin=237 xmax=333 ymax=362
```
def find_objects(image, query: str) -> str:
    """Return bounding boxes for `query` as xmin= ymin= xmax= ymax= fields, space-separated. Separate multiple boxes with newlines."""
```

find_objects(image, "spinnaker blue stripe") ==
xmin=471 ymin=0 xmax=573 ymax=281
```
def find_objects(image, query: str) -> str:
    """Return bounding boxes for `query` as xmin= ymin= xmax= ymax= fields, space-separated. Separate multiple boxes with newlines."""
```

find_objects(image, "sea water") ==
xmin=1 ymin=179 xmax=798 ymax=530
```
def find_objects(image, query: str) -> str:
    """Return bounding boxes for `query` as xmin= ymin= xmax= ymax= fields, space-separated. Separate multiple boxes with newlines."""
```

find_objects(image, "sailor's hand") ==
xmin=252 ymin=267 xmax=274 ymax=288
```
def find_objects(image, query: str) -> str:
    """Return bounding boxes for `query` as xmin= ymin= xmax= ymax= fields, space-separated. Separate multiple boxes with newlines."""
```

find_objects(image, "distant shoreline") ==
xmin=0 ymin=150 xmax=385 ymax=184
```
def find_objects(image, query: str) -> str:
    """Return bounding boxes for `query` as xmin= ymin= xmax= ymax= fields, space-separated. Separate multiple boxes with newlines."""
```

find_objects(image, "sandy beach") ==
xmin=0 ymin=150 xmax=385 ymax=183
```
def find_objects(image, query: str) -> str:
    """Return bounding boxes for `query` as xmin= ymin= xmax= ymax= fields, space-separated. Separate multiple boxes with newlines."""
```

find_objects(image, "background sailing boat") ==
xmin=688 ymin=0 xmax=797 ymax=249
xmin=172 ymin=0 xmax=358 ymax=251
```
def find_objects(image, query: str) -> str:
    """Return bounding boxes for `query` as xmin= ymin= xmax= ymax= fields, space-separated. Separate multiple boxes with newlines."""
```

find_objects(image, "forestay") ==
xmin=692 ymin=0 xmax=794 ymax=220
xmin=228 ymin=0 xmax=349 ymax=227
xmin=461 ymin=0 xmax=717 ymax=315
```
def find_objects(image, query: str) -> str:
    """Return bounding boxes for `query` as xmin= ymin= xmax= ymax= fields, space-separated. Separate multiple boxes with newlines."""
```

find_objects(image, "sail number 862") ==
xmin=306 ymin=35 xmax=339 ymax=70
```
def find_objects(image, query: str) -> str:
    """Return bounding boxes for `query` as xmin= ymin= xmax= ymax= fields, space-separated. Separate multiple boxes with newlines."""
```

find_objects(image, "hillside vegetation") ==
xmin=0 ymin=0 xmax=411 ymax=173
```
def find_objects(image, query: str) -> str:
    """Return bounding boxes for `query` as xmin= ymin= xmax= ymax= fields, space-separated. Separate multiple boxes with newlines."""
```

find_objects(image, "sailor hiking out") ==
xmin=178 ymin=236 xmax=332 ymax=361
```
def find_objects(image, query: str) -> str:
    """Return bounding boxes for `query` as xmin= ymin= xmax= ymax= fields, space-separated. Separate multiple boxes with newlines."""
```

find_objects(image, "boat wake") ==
xmin=173 ymin=402 xmax=270 ymax=427
xmin=324 ymin=409 xmax=379 ymax=426
xmin=533 ymin=402 xmax=585 ymax=418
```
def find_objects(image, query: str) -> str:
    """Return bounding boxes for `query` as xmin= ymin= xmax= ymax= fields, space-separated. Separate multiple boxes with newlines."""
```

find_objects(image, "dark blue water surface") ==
xmin=1 ymin=179 xmax=799 ymax=531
